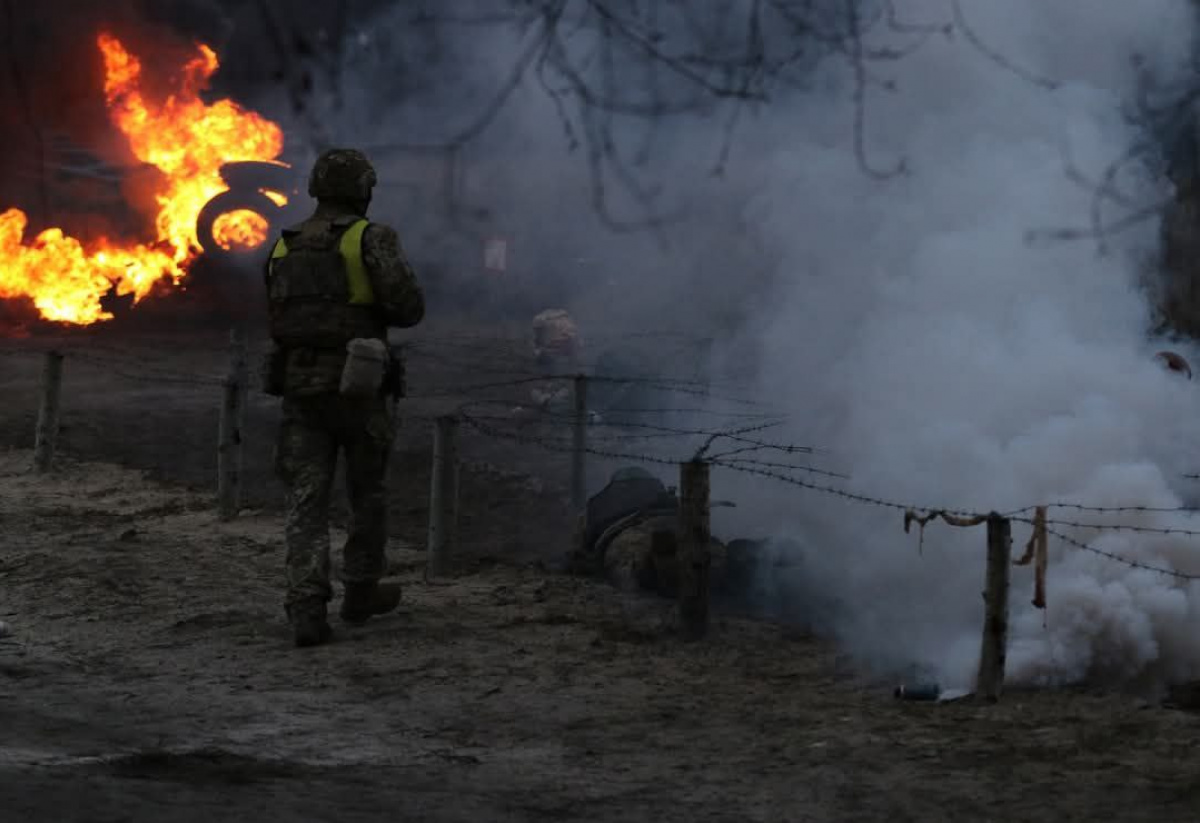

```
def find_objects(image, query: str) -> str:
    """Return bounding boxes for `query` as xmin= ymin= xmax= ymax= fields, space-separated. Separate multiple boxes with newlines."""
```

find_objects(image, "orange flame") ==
xmin=0 ymin=34 xmax=287 ymax=326
xmin=213 ymin=210 xmax=271 ymax=251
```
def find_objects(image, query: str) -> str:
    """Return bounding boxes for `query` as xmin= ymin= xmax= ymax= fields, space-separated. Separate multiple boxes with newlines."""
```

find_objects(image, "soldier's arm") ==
xmin=362 ymin=223 xmax=425 ymax=328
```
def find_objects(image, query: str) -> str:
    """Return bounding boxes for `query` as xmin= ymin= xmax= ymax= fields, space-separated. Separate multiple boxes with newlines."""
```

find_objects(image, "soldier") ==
xmin=263 ymin=148 xmax=425 ymax=647
xmin=529 ymin=308 xmax=579 ymax=410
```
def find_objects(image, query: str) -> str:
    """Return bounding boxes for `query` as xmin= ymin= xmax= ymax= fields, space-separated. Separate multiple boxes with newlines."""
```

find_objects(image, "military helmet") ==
xmin=610 ymin=466 xmax=656 ymax=484
xmin=308 ymin=148 xmax=377 ymax=201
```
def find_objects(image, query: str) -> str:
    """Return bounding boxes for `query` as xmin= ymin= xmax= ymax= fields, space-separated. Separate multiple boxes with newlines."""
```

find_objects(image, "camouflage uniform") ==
xmin=265 ymin=149 xmax=424 ymax=646
xmin=530 ymin=308 xmax=579 ymax=411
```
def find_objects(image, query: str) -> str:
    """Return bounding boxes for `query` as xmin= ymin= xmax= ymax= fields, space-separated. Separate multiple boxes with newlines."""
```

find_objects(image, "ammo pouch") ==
xmin=340 ymin=338 xmax=389 ymax=399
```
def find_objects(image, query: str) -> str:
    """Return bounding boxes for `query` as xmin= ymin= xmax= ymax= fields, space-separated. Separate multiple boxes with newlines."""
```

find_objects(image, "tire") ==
xmin=195 ymin=189 xmax=284 ymax=258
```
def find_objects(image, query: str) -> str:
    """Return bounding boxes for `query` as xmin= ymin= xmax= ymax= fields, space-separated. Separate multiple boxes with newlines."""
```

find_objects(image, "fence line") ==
xmin=6 ymin=334 xmax=1200 ymax=703
xmin=9 ymin=341 xmax=1200 ymax=538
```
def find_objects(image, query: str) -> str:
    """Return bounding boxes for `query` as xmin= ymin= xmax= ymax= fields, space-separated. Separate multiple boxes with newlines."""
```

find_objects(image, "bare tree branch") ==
xmin=949 ymin=0 xmax=1059 ymax=91
xmin=845 ymin=0 xmax=906 ymax=180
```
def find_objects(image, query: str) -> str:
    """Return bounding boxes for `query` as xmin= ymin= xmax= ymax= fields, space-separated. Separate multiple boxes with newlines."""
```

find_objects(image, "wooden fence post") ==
xmin=571 ymin=374 xmax=588 ymax=511
xmin=976 ymin=513 xmax=1012 ymax=701
xmin=678 ymin=458 xmax=712 ymax=640
xmin=448 ymin=450 xmax=462 ymax=567
xmin=427 ymin=415 xmax=460 ymax=578
xmin=217 ymin=329 xmax=248 ymax=521
xmin=32 ymin=350 xmax=64 ymax=473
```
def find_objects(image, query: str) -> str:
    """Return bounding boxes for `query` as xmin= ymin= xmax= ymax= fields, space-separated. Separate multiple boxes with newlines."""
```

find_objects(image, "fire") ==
xmin=213 ymin=210 xmax=271 ymax=251
xmin=0 ymin=34 xmax=287 ymax=326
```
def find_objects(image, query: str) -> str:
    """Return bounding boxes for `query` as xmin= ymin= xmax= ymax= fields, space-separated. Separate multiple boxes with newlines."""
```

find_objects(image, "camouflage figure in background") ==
xmin=263 ymin=148 xmax=425 ymax=647
xmin=529 ymin=308 xmax=580 ymax=410
xmin=532 ymin=308 xmax=580 ymax=370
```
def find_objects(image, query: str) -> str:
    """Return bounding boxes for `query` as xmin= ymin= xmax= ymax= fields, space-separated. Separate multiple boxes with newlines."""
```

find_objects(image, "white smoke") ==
xmin=714 ymin=0 xmax=1200 ymax=690
xmin=266 ymin=1 xmax=1200 ymax=690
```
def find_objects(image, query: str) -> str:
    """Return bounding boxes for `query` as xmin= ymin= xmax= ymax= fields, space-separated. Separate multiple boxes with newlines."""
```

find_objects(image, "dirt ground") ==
xmin=2 ymin=326 xmax=1200 ymax=822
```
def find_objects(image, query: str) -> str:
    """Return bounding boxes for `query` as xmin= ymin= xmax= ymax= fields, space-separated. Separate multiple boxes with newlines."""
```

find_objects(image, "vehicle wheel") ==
xmin=195 ymin=189 xmax=284 ymax=258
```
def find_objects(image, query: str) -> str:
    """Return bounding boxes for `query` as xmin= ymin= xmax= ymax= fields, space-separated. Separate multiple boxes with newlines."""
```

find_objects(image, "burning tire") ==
xmin=195 ymin=160 xmax=294 ymax=259
xmin=196 ymin=190 xmax=282 ymax=257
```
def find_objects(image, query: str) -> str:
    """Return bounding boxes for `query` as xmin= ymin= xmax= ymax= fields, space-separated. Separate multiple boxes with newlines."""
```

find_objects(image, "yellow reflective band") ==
xmin=340 ymin=219 xmax=374 ymax=305
xmin=265 ymin=222 xmax=374 ymax=305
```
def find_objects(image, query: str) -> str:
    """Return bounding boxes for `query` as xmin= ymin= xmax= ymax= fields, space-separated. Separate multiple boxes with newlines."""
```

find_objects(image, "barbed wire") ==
xmin=717 ymin=458 xmax=1200 ymax=579
xmin=578 ymin=406 xmax=778 ymax=419
xmin=1036 ymin=515 xmax=1200 ymax=539
xmin=716 ymin=458 xmax=1200 ymax=555
xmin=1 ymin=345 xmax=225 ymax=387
xmin=717 ymin=461 xmax=1200 ymax=581
xmin=489 ymin=396 xmax=786 ymax=422
xmin=10 ymin=336 xmax=1200 ymax=585
xmin=457 ymin=407 xmax=682 ymax=468
xmin=467 ymin=423 xmax=731 ymax=446
xmin=704 ymin=432 xmax=822 ymax=457
xmin=1043 ymin=501 xmax=1200 ymax=515
xmin=454 ymin=403 xmax=814 ymax=470
xmin=459 ymin=397 xmax=793 ymax=436
xmin=708 ymin=459 xmax=1022 ymax=519
xmin=708 ymin=455 xmax=850 ymax=481
xmin=63 ymin=351 xmax=225 ymax=387
xmin=405 ymin=335 xmax=758 ymax=401
xmin=408 ymin=374 xmax=567 ymax=398
xmin=1039 ymin=524 xmax=1200 ymax=580
xmin=6 ymin=333 xmax=765 ymax=408
xmin=413 ymin=370 xmax=771 ymax=409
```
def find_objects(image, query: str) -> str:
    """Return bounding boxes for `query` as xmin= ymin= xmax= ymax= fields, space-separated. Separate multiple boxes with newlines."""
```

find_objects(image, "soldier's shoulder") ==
xmin=361 ymin=222 xmax=405 ymax=262
xmin=362 ymin=222 xmax=401 ymax=245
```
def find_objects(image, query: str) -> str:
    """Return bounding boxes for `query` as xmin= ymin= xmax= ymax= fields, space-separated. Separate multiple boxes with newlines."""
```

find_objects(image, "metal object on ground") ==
xmin=894 ymin=683 xmax=941 ymax=701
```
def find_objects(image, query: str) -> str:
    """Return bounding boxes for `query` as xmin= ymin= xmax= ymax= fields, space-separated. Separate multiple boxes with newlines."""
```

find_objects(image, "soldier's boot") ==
xmin=288 ymin=599 xmax=332 ymax=648
xmin=339 ymin=581 xmax=402 ymax=626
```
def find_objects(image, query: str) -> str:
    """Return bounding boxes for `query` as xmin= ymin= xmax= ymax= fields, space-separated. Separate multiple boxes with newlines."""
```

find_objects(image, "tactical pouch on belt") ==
xmin=340 ymin=338 xmax=389 ymax=399
xmin=261 ymin=343 xmax=287 ymax=397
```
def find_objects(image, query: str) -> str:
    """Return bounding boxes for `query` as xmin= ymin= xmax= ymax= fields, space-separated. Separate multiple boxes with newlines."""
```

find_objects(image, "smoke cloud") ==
xmin=239 ymin=1 xmax=1200 ymax=690
xmin=6 ymin=0 xmax=1200 ymax=691
xmin=708 ymin=0 xmax=1200 ymax=691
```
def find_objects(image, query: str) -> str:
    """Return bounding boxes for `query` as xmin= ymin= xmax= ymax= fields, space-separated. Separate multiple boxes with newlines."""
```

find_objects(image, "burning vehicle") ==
xmin=0 ymin=28 xmax=518 ymax=338
xmin=0 ymin=34 xmax=298 ymax=332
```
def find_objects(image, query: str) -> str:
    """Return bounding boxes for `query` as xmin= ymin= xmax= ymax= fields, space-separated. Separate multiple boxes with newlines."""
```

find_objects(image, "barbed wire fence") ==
xmin=4 ymin=328 xmax=1200 ymax=702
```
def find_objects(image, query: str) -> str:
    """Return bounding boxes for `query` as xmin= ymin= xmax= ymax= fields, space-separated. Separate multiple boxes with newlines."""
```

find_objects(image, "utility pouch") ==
xmin=340 ymin=338 xmax=388 ymax=399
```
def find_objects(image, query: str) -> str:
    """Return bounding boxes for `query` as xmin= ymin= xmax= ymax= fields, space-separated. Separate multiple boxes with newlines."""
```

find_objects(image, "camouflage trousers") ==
xmin=274 ymin=394 xmax=396 ymax=609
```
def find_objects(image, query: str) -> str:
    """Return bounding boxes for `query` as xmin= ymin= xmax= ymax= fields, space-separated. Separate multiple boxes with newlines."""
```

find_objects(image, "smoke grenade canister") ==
xmin=894 ymin=683 xmax=941 ymax=701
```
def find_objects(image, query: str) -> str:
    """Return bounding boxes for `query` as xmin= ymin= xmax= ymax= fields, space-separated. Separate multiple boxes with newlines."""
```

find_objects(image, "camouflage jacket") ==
xmin=264 ymin=201 xmax=425 ymax=396
xmin=323 ymin=200 xmax=425 ymax=330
